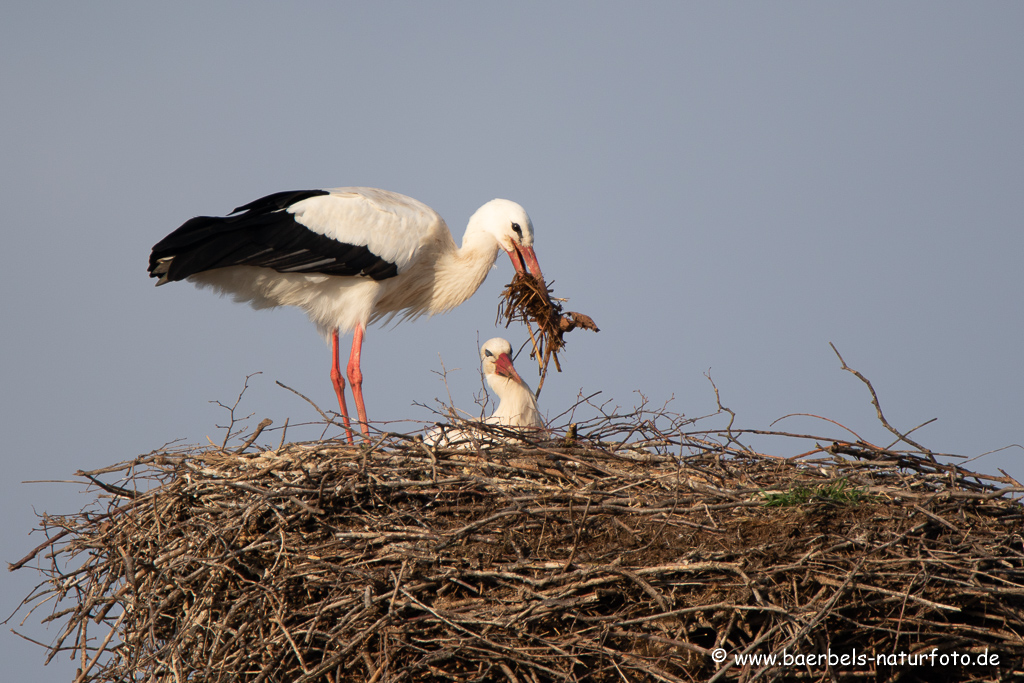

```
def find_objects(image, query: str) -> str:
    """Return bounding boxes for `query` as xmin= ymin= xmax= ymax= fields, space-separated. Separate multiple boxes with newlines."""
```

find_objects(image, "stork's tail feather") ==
xmin=151 ymin=257 xmax=174 ymax=286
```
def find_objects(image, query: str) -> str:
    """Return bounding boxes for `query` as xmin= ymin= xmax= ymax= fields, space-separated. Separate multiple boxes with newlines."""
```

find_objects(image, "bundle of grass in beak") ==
xmin=497 ymin=272 xmax=598 ymax=395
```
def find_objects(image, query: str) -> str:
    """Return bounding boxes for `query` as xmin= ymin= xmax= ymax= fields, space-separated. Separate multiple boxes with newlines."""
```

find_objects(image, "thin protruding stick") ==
xmin=829 ymin=342 xmax=936 ymax=461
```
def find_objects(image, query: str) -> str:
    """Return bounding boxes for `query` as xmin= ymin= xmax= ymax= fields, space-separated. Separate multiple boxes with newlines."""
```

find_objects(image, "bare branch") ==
xmin=830 ymin=342 xmax=936 ymax=460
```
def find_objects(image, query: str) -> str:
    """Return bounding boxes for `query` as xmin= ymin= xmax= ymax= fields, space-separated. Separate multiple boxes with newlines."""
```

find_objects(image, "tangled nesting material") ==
xmin=497 ymin=272 xmax=599 ymax=394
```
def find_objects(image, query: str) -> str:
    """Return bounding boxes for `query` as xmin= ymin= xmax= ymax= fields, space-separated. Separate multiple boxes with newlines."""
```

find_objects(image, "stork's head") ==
xmin=480 ymin=337 xmax=525 ymax=387
xmin=468 ymin=198 xmax=544 ymax=280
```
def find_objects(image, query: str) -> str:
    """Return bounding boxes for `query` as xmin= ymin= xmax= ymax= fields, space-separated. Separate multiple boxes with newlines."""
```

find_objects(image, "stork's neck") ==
xmin=487 ymin=375 xmax=541 ymax=427
xmin=431 ymin=231 xmax=501 ymax=313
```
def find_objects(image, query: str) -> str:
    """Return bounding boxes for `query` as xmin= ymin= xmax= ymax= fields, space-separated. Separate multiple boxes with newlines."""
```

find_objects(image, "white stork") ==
xmin=424 ymin=337 xmax=543 ymax=448
xmin=148 ymin=187 xmax=544 ymax=443
xmin=480 ymin=337 xmax=543 ymax=429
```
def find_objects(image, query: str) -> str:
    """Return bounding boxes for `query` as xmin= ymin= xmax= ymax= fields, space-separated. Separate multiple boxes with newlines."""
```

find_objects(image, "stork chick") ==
xmin=425 ymin=337 xmax=543 ymax=448
xmin=480 ymin=337 xmax=543 ymax=429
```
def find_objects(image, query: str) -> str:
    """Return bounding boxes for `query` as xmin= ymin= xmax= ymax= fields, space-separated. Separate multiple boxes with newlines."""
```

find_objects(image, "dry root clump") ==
xmin=9 ymin=412 xmax=1024 ymax=683
xmin=498 ymin=273 xmax=599 ymax=393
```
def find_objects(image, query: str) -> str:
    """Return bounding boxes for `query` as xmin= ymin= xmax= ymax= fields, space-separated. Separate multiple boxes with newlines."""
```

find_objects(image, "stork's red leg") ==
xmin=330 ymin=328 xmax=355 ymax=444
xmin=347 ymin=323 xmax=370 ymax=440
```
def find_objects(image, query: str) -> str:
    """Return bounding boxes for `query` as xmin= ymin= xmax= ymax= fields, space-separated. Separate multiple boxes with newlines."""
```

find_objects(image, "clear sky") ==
xmin=2 ymin=3 xmax=1022 ymax=679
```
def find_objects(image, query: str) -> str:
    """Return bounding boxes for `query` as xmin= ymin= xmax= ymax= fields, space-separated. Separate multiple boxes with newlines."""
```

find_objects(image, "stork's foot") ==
xmin=331 ymin=373 xmax=356 ymax=445
xmin=348 ymin=367 xmax=370 ymax=442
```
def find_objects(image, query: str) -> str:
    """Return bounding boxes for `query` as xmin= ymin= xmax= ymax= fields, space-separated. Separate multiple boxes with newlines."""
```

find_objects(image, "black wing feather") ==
xmin=148 ymin=190 xmax=399 ymax=283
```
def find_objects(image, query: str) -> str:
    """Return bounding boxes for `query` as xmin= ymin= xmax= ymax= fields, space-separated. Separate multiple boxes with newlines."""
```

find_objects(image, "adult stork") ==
xmin=148 ymin=187 xmax=544 ymax=443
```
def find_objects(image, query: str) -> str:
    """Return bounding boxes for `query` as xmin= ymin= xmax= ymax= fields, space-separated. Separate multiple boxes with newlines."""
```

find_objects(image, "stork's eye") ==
xmin=484 ymin=349 xmax=494 ymax=357
xmin=511 ymin=222 xmax=522 ymax=237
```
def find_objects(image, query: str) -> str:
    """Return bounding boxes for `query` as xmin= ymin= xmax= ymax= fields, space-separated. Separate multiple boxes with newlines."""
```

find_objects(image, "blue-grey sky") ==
xmin=3 ymin=4 xmax=1022 ymax=679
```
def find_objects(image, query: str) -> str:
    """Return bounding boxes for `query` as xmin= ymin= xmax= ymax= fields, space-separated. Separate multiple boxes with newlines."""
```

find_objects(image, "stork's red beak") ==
xmin=494 ymin=352 xmax=524 ymax=384
xmin=506 ymin=244 xmax=544 ymax=281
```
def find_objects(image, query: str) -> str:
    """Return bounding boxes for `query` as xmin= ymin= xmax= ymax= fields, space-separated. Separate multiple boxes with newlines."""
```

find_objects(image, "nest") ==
xmin=497 ymin=273 xmax=599 ymax=394
xmin=9 ymin=402 xmax=1024 ymax=682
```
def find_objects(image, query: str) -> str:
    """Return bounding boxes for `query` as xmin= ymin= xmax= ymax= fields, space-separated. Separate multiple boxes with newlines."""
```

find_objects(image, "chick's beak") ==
xmin=494 ymin=352 xmax=524 ymax=384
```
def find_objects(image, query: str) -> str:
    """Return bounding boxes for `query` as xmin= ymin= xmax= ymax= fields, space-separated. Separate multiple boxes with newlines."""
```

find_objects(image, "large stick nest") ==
xmin=9 ymin=402 xmax=1024 ymax=682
